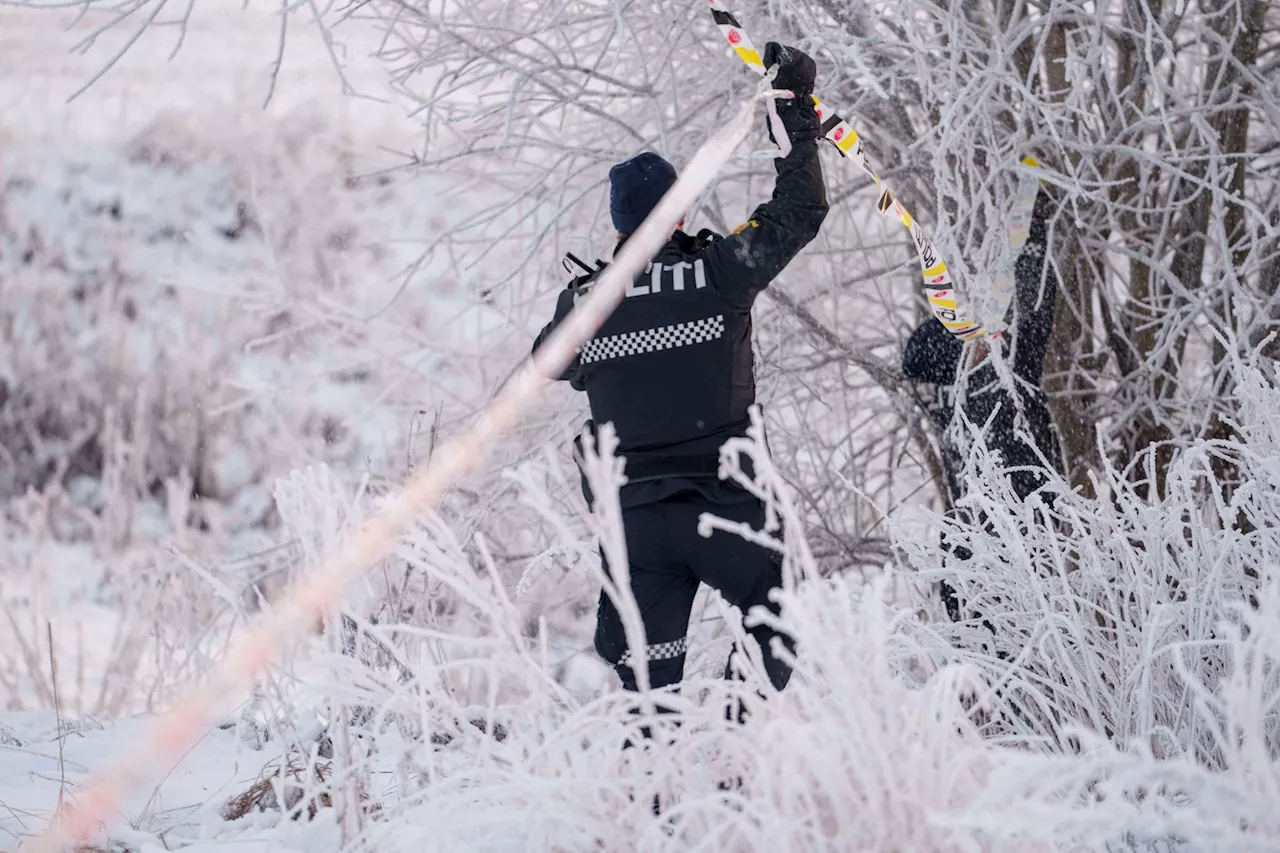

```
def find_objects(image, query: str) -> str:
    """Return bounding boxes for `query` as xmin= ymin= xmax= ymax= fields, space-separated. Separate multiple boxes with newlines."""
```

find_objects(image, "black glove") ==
xmin=1027 ymin=187 xmax=1057 ymax=246
xmin=764 ymin=42 xmax=815 ymax=99
xmin=763 ymin=42 xmax=820 ymax=142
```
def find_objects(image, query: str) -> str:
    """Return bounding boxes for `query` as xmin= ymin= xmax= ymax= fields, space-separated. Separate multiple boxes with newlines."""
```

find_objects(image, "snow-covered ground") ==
xmin=0 ymin=710 xmax=278 ymax=850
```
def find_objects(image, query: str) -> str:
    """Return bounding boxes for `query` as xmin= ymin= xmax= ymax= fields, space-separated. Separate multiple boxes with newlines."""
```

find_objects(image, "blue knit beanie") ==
xmin=609 ymin=152 xmax=678 ymax=235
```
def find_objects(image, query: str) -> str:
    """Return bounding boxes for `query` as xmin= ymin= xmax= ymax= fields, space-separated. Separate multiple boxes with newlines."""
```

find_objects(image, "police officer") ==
xmin=533 ymin=43 xmax=828 ymax=700
xmin=901 ymin=188 xmax=1065 ymax=623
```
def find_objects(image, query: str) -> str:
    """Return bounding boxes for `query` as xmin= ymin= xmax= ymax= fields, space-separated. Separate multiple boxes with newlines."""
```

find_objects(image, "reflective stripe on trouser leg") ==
xmin=617 ymin=636 xmax=688 ymax=668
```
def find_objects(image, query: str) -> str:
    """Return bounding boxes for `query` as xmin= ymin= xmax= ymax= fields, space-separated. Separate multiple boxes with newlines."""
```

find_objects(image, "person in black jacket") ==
xmin=901 ymin=188 xmax=1065 ymax=622
xmin=533 ymin=43 xmax=828 ymax=701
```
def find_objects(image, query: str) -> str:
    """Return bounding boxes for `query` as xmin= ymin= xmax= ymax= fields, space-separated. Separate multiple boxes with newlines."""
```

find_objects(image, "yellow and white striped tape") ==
xmin=707 ymin=0 xmax=1040 ymax=343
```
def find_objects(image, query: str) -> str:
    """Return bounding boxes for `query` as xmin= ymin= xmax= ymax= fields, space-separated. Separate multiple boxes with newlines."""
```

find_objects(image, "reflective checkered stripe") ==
xmin=618 ymin=637 xmax=688 ymax=667
xmin=579 ymin=315 xmax=724 ymax=364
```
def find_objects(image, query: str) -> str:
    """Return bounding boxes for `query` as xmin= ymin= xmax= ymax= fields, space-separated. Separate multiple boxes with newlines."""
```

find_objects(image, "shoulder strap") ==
xmin=562 ymin=252 xmax=608 ymax=298
xmin=563 ymin=252 xmax=606 ymax=275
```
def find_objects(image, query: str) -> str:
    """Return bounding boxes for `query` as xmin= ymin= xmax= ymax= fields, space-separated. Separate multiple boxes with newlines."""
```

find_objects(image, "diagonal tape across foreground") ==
xmin=27 ymin=85 xmax=773 ymax=853
xmin=708 ymin=0 xmax=1041 ymax=343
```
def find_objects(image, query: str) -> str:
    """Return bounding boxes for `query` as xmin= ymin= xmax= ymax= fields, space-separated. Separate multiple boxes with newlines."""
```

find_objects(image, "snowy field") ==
xmin=0 ymin=7 xmax=539 ymax=849
xmin=2 ymin=1 xmax=1278 ymax=851
xmin=0 ymin=2 xmax=414 ymax=143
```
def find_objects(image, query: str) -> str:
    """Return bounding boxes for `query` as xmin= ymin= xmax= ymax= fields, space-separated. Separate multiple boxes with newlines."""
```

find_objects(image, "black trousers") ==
xmin=593 ymin=493 xmax=794 ymax=695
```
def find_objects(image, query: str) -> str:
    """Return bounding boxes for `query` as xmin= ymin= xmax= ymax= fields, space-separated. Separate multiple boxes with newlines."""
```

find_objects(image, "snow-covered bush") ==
xmin=896 ymin=358 xmax=1274 ymax=760
xmin=199 ymin=362 xmax=1277 ymax=853
xmin=0 ymin=110 xmax=405 ymax=510
xmin=0 ymin=104 xmax=513 ymax=715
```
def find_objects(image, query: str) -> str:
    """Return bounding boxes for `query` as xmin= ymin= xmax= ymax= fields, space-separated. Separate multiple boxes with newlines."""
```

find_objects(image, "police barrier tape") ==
xmin=708 ymin=0 xmax=1042 ymax=342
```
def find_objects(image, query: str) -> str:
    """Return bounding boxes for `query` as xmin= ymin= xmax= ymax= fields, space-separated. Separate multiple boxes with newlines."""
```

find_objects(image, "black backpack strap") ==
xmin=563 ymin=252 xmax=597 ymax=275
xmin=562 ymin=252 xmax=608 ymax=299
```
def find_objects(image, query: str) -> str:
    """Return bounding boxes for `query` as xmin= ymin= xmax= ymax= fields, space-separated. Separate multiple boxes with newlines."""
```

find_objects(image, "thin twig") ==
xmin=47 ymin=623 xmax=66 ymax=822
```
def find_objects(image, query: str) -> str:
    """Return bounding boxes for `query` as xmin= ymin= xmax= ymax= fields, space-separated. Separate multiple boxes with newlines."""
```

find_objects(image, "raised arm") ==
xmin=699 ymin=44 xmax=830 ymax=306
xmin=1008 ymin=190 xmax=1059 ymax=386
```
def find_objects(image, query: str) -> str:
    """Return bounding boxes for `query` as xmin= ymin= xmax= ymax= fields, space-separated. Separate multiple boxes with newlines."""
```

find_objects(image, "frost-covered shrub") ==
xmin=895 ymin=360 xmax=1276 ymax=760
xmin=0 ymin=108 xmax=494 ymax=715
xmin=885 ymin=359 xmax=1280 ymax=848
xmin=232 ymin=363 xmax=1280 ymax=853
xmin=0 ymin=107 xmax=447 ymax=517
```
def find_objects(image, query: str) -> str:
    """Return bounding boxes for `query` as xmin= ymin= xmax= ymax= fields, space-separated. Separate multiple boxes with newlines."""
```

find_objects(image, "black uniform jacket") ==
xmin=535 ymin=136 xmax=828 ymax=507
